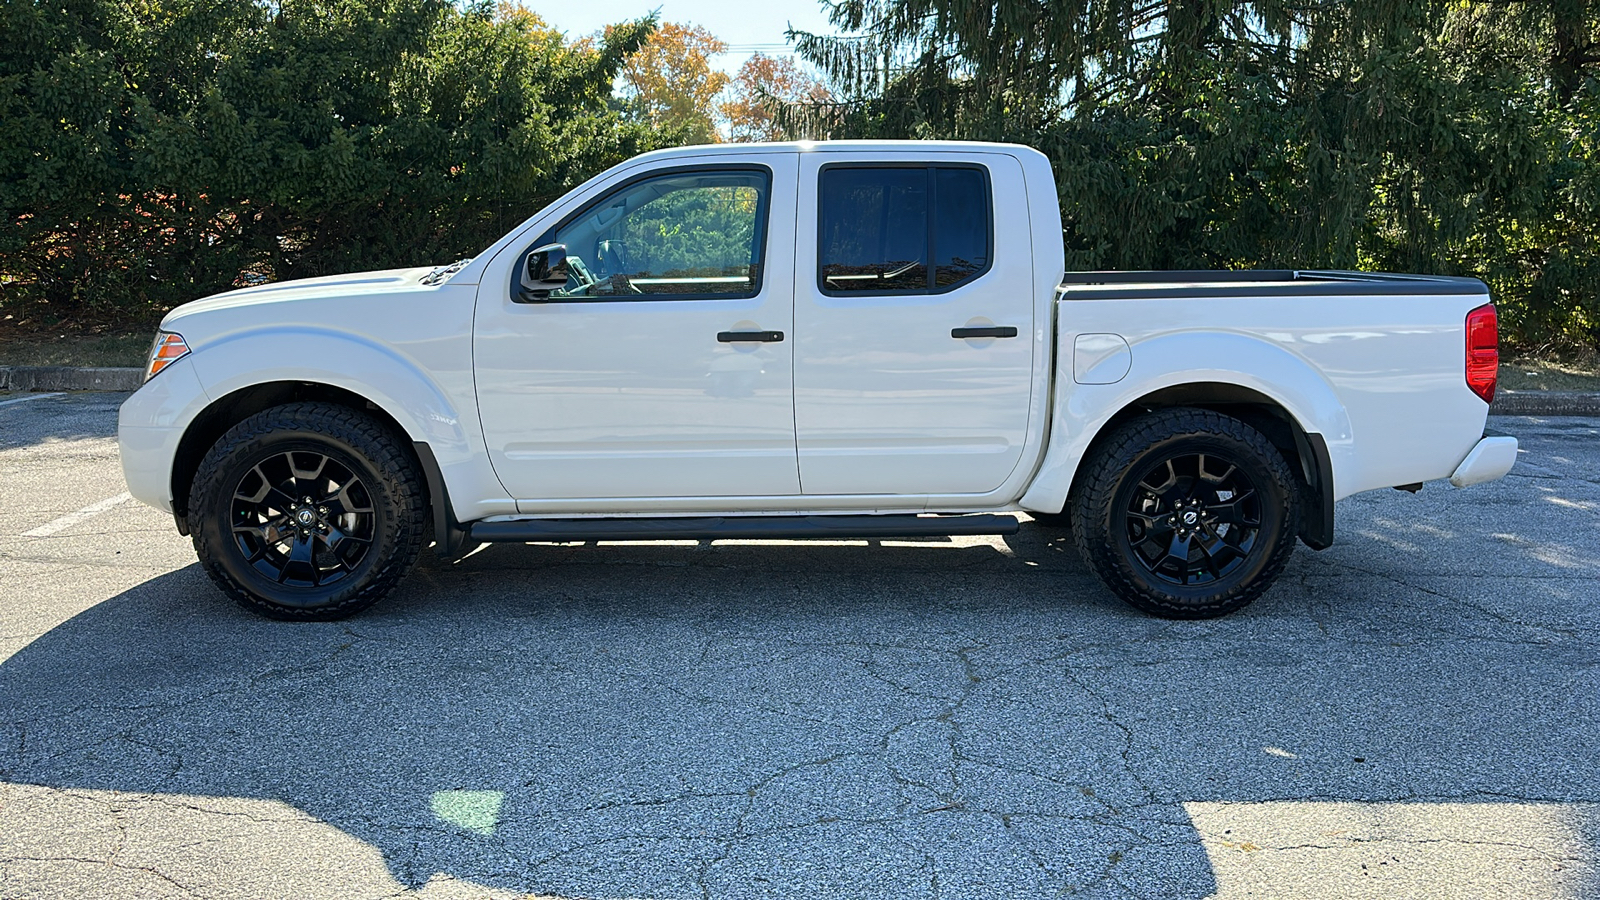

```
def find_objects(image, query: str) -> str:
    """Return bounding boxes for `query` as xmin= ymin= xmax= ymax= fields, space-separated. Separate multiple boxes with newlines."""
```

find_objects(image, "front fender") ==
xmin=183 ymin=327 xmax=511 ymax=521
xmin=1019 ymin=330 xmax=1355 ymax=515
xmin=192 ymin=328 xmax=464 ymax=454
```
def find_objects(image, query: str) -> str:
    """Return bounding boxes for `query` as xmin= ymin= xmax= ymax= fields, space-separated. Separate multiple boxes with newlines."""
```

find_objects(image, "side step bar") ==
xmin=468 ymin=514 xmax=1021 ymax=544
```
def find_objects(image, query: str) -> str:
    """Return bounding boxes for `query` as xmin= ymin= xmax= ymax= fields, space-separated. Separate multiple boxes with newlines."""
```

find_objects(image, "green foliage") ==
xmin=789 ymin=0 xmax=1600 ymax=349
xmin=615 ymin=185 xmax=760 ymax=279
xmin=6 ymin=0 xmax=1599 ymax=350
xmin=0 ymin=0 xmax=668 ymax=323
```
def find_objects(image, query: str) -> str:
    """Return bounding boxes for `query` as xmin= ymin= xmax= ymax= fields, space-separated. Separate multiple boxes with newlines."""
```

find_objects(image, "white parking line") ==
xmin=23 ymin=492 xmax=133 ymax=537
xmin=0 ymin=392 xmax=64 ymax=408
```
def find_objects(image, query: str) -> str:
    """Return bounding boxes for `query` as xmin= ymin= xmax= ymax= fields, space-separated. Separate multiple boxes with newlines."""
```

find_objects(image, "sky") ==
xmin=527 ymin=0 xmax=839 ymax=75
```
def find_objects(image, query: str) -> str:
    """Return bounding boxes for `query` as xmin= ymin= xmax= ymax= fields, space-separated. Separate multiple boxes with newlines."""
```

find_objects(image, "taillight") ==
xmin=1465 ymin=304 xmax=1498 ymax=404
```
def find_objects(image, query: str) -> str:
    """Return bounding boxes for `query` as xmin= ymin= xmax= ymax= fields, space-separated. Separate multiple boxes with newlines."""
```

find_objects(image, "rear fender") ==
xmin=1019 ymin=331 xmax=1355 ymax=522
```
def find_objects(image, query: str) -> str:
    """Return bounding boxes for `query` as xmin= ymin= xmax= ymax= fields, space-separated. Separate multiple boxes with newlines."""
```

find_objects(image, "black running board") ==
xmin=468 ymin=514 xmax=1020 ymax=543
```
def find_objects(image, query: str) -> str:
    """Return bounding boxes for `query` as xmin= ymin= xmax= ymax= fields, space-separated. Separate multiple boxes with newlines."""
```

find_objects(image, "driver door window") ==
xmin=546 ymin=169 xmax=769 ymax=300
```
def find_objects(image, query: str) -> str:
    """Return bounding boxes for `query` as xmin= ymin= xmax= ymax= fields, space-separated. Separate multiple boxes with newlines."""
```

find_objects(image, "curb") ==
xmin=1 ymin=366 xmax=1598 ymax=416
xmin=1489 ymin=390 xmax=1600 ymax=417
xmin=0 ymin=366 xmax=143 ymax=392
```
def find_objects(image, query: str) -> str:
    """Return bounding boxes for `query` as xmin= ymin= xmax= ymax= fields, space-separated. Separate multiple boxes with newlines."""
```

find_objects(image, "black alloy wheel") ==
xmin=189 ymin=402 xmax=426 ymax=620
xmin=230 ymin=450 xmax=375 ymax=588
xmin=1118 ymin=451 xmax=1262 ymax=587
xmin=1071 ymin=407 xmax=1300 ymax=619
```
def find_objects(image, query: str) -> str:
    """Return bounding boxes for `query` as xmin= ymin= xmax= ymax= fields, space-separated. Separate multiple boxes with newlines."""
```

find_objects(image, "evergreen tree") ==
xmin=787 ymin=0 xmax=1600 ymax=349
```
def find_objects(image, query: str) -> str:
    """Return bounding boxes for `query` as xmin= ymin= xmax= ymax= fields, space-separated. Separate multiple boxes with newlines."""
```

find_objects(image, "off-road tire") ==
xmin=188 ymin=402 xmax=426 ymax=620
xmin=1070 ymin=407 xmax=1300 ymax=619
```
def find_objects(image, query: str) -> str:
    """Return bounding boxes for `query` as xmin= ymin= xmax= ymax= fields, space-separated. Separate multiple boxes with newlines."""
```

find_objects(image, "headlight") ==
xmin=145 ymin=331 xmax=190 ymax=382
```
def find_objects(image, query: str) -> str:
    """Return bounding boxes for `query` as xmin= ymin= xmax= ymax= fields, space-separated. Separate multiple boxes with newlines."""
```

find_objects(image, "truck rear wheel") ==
xmin=188 ymin=402 xmax=426 ymax=620
xmin=1070 ymin=408 xmax=1300 ymax=619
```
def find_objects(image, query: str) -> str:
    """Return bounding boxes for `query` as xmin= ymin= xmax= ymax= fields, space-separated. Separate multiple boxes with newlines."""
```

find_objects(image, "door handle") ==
xmin=718 ymin=330 xmax=784 ymax=343
xmin=951 ymin=326 xmax=1018 ymax=339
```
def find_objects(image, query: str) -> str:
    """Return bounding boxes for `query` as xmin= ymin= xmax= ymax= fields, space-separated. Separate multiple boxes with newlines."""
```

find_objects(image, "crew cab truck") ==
xmin=118 ymin=140 xmax=1518 ymax=621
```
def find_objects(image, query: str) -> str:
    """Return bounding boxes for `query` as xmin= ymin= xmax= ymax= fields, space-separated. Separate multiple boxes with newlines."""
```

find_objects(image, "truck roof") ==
xmin=621 ymin=140 xmax=1040 ymax=164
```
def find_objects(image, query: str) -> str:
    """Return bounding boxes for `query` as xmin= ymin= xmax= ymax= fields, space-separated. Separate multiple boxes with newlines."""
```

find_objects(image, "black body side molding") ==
xmin=469 ymin=514 xmax=1020 ymax=544
xmin=1294 ymin=431 xmax=1336 ymax=550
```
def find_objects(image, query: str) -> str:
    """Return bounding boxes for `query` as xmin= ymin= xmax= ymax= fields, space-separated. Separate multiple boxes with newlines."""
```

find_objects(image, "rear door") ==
xmin=793 ymin=151 xmax=1036 ymax=496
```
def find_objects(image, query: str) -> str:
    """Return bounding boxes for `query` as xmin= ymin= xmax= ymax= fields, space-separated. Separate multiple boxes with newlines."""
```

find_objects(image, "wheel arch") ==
xmin=1021 ymin=377 xmax=1341 ymax=550
xmin=1076 ymin=383 xmax=1334 ymax=549
xmin=169 ymin=382 xmax=463 ymax=553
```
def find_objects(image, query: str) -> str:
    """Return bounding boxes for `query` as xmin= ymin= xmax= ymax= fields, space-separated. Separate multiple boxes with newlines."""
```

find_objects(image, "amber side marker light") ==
xmin=1465 ymin=303 xmax=1498 ymax=404
xmin=146 ymin=332 xmax=190 ymax=382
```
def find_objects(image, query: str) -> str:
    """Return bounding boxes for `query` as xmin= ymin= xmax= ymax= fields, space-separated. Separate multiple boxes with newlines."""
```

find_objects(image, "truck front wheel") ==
xmin=1070 ymin=408 xmax=1300 ymax=619
xmin=187 ymin=402 xmax=427 ymax=620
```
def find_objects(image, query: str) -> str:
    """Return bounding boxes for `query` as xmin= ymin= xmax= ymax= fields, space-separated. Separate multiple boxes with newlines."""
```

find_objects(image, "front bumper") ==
xmin=117 ymin=357 xmax=211 ymax=513
xmin=1449 ymin=434 xmax=1518 ymax=487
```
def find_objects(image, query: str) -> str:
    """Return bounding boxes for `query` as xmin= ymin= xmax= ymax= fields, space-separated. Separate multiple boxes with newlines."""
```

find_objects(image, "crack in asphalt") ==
xmin=3 ymin=855 xmax=205 ymax=899
xmin=1328 ymin=562 xmax=1596 ymax=643
xmin=4 ymin=402 xmax=1600 ymax=899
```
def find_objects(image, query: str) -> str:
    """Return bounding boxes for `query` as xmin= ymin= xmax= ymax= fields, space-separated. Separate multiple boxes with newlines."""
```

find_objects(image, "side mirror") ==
xmin=517 ymin=243 xmax=569 ymax=301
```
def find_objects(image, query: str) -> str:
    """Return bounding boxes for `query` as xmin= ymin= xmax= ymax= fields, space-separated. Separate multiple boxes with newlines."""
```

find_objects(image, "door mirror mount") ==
xmin=517 ymin=243 xmax=570 ymax=302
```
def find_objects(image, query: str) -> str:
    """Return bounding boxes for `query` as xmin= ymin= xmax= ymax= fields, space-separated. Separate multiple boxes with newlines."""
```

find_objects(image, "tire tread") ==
xmin=187 ymin=402 xmax=426 ymax=620
xmin=1069 ymin=407 xmax=1300 ymax=619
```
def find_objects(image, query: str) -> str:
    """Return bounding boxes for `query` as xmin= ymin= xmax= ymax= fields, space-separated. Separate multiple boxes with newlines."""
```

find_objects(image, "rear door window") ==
xmin=818 ymin=165 xmax=992 ymax=295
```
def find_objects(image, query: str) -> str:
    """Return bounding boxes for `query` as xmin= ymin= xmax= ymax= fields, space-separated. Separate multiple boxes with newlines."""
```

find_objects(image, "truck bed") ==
xmin=1058 ymin=269 xmax=1487 ymax=300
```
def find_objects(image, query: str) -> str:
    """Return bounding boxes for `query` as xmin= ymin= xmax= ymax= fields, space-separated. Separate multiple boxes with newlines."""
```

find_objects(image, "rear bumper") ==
xmin=1449 ymin=435 xmax=1518 ymax=487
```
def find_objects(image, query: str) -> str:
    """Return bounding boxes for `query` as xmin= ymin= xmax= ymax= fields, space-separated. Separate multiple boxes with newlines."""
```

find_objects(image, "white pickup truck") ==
xmin=118 ymin=140 xmax=1518 ymax=621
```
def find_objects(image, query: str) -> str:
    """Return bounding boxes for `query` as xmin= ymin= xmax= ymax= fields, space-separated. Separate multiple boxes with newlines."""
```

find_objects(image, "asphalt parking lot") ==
xmin=0 ymin=391 xmax=1596 ymax=900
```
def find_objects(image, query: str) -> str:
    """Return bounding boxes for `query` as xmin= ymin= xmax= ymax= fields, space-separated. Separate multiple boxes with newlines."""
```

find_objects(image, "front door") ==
xmin=792 ymin=152 xmax=1037 ymax=497
xmin=475 ymin=155 xmax=800 ymax=505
